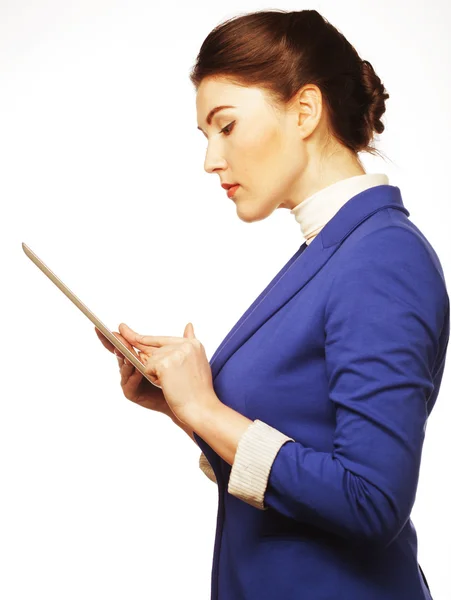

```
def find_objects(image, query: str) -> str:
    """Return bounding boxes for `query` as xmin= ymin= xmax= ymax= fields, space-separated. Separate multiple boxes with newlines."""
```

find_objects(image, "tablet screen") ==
xmin=22 ymin=242 xmax=162 ymax=388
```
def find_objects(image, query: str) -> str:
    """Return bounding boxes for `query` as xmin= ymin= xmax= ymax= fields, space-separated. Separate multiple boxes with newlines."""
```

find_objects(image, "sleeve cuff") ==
xmin=227 ymin=419 xmax=295 ymax=510
xmin=199 ymin=452 xmax=217 ymax=484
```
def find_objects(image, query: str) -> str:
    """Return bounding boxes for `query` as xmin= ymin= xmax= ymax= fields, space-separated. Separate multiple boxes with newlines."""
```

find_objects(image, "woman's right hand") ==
xmin=94 ymin=326 xmax=172 ymax=417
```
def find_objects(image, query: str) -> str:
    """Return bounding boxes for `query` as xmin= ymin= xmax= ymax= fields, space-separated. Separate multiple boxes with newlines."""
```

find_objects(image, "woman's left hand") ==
xmin=118 ymin=321 xmax=218 ymax=425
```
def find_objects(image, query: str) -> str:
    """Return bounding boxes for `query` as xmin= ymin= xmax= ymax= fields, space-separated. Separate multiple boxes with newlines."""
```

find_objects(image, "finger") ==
xmin=117 ymin=353 xmax=133 ymax=369
xmin=118 ymin=356 xmax=141 ymax=386
xmin=138 ymin=351 xmax=148 ymax=365
xmin=112 ymin=332 xmax=141 ymax=361
xmin=95 ymin=327 xmax=137 ymax=360
xmin=119 ymin=324 xmax=186 ymax=350
xmin=95 ymin=327 xmax=116 ymax=353
xmin=118 ymin=353 xmax=160 ymax=388
xmin=116 ymin=346 xmax=148 ymax=370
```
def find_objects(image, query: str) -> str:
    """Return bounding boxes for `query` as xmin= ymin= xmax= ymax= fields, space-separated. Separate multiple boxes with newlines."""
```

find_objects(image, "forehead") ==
xmin=196 ymin=78 xmax=264 ymax=126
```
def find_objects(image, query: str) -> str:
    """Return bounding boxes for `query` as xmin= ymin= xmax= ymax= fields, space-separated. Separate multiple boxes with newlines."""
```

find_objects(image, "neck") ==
xmin=279 ymin=145 xmax=366 ymax=210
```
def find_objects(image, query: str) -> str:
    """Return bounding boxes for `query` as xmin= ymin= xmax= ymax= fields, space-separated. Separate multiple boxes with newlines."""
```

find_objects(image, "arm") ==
xmin=163 ymin=404 xmax=218 ymax=482
xmin=170 ymin=414 xmax=218 ymax=483
xmin=188 ymin=228 xmax=449 ymax=547
xmin=169 ymin=412 xmax=199 ymax=446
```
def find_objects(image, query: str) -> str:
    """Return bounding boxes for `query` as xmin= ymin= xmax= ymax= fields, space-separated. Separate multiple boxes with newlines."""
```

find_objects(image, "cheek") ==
xmin=238 ymin=126 xmax=283 ymax=173
xmin=274 ymin=129 xmax=305 ymax=182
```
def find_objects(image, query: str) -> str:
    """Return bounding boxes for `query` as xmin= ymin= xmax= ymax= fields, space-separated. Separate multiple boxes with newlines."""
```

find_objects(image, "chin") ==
xmin=236 ymin=212 xmax=256 ymax=223
xmin=237 ymin=206 xmax=273 ymax=224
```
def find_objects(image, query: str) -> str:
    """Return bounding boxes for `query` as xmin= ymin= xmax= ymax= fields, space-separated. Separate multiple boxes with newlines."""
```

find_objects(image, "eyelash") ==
xmin=220 ymin=120 xmax=236 ymax=136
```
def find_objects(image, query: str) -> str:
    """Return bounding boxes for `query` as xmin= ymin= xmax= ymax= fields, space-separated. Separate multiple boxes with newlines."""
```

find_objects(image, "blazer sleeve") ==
xmin=227 ymin=227 xmax=449 ymax=547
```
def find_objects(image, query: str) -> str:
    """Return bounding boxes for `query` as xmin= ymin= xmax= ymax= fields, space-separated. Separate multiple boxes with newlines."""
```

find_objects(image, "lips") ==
xmin=226 ymin=184 xmax=240 ymax=198
xmin=221 ymin=183 xmax=239 ymax=190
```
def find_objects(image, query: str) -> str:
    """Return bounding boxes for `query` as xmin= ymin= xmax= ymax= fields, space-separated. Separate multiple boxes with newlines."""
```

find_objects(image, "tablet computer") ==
xmin=22 ymin=242 xmax=161 ymax=388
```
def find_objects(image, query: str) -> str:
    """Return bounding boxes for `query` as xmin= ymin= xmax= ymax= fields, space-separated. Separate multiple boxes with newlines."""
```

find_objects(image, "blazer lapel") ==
xmin=210 ymin=184 xmax=410 ymax=380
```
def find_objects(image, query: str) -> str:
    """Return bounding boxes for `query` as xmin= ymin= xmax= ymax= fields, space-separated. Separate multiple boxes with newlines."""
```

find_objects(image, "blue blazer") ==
xmin=193 ymin=183 xmax=450 ymax=600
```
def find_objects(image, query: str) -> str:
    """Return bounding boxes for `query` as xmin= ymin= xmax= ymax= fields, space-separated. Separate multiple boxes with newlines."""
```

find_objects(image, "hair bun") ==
xmin=361 ymin=59 xmax=390 ymax=135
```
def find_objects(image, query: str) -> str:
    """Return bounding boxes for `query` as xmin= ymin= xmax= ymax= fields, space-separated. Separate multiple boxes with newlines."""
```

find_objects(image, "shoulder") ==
xmin=337 ymin=224 xmax=446 ymax=286
xmin=326 ymin=225 xmax=449 ymax=328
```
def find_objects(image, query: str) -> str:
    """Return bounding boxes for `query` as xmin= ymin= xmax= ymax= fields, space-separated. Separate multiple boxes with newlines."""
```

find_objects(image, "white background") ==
xmin=1 ymin=1 xmax=450 ymax=598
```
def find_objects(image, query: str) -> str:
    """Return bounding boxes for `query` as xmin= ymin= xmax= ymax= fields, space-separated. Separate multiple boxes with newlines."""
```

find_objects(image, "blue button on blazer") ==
xmin=194 ymin=184 xmax=449 ymax=600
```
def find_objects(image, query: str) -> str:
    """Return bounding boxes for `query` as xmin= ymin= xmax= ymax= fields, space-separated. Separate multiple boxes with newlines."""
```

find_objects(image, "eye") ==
xmin=220 ymin=120 xmax=236 ymax=136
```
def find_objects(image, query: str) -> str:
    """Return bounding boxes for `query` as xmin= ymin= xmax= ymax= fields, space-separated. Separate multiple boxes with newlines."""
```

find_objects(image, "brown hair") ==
xmin=189 ymin=9 xmax=390 ymax=160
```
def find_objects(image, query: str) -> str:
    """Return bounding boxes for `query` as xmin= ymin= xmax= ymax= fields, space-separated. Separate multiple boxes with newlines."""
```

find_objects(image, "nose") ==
xmin=203 ymin=143 xmax=228 ymax=175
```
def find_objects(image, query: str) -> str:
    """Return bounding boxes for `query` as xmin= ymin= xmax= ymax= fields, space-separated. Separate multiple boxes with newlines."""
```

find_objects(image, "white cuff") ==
xmin=227 ymin=419 xmax=294 ymax=510
xmin=199 ymin=452 xmax=217 ymax=484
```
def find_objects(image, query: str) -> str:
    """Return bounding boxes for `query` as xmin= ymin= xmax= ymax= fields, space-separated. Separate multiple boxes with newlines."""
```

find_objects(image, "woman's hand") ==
xmin=94 ymin=326 xmax=171 ymax=416
xmin=118 ymin=322 xmax=219 ymax=425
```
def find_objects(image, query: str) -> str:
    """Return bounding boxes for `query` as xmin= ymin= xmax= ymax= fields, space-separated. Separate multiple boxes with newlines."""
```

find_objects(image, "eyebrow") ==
xmin=197 ymin=105 xmax=236 ymax=132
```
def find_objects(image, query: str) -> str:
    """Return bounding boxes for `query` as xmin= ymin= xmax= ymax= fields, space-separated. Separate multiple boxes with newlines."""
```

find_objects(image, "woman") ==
xmin=96 ymin=9 xmax=449 ymax=599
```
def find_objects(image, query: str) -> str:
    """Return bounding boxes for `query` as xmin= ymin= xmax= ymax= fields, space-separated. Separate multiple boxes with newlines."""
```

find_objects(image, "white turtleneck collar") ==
xmin=290 ymin=173 xmax=389 ymax=245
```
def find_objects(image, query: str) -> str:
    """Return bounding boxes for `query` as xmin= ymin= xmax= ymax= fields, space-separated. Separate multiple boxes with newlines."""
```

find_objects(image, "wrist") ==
xmin=183 ymin=395 xmax=222 ymax=433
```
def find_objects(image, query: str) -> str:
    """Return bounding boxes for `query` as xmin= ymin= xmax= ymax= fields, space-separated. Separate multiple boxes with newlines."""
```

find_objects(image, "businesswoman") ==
xmin=96 ymin=9 xmax=449 ymax=599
